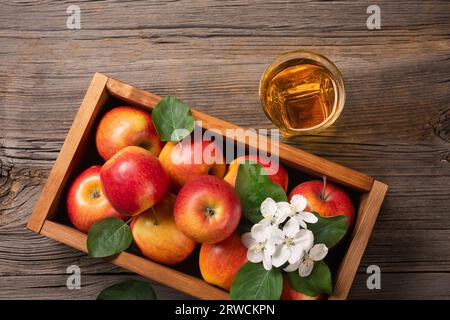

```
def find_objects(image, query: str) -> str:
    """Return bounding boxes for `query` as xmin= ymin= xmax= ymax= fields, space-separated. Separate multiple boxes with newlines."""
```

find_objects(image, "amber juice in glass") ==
xmin=260 ymin=51 xmax=345 ymax=137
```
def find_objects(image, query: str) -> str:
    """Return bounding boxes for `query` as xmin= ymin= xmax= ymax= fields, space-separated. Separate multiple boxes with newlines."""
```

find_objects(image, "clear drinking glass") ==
xmin=259 ymin=50 xmax=345 ymax=138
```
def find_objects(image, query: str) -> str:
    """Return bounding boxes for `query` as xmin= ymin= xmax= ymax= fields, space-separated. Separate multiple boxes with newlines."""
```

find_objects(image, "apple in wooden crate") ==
xmin=174 ymin=175 xmax=241 ymax=244
xmin=95 ymin=106 xmax=165 ymax=161
xmin=199 ymin=233 xmax=247 ymax=291
xmin=66 ymin=165 xmax=125 ymax=233
xmin=131 ymin=193 xmax=196 ymax=265
xmin=289 ymin=180 xmax=355 ymax=227
xmin=159 ymin=139 xmax=226 ymax=192
xmin=100 ymin=146 xmax=169 ymax=216
xmin=224 ymin=155 xmax=289 ymax=191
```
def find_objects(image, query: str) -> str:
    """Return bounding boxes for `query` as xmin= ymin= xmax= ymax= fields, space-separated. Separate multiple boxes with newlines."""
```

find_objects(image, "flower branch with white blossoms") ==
xmin=242 ymin=196 xmax=328 ymax=275
xmin=230 ymin=163 xmax=349 ymax=300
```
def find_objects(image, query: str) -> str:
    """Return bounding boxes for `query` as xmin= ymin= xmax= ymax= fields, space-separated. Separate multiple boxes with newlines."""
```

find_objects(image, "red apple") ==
xmin=95 ymin=106 xmax=165 ymax=161
xmin=159 ymin=139 xmax=226 ymax=192
xmin=66 ymin=166 xmax=124 ymax=233
xmin=289 ymin=179 xmax=355 ymax=227
xmin=199 ymin=233 xmax=247 ymax=291
xmin=174 ymin=175 xmax=241 ymax=244
xmin=280 ymin=275 xmax=322 ymax=300
xmin=224 ymin=155 xmax=289 ymax=191
xmin=100 ymin=146 xmax=169 ymax=216
xmin=130 ymin=193 xmax=196 ymax=265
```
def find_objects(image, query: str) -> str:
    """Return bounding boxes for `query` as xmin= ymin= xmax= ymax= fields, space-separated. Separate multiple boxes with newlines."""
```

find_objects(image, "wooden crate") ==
xmin=27 ymin=72 xmax=388 ymax=300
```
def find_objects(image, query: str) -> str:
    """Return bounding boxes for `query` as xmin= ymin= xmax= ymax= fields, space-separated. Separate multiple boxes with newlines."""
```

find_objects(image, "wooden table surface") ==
xmin=1 ymin=0 xmax=449 ymax=300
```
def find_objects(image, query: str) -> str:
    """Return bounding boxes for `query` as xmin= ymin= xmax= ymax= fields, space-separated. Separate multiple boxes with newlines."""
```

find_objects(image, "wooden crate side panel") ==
xmin=329 ymin=180 xmax=388 ymax=300
xmin=106 ymin=78 xmax=374 ymax=192
xmin=40 ymin=220 xmax=229 ymax=300
xmin=27 ymin=73 xmax=109 ymax=232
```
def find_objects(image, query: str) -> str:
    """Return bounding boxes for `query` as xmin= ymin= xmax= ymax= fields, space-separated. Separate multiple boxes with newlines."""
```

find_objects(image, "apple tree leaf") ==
xmin=307 ymin=213 xmax=349 ymax=248
xmin=287 ymin=261 xmax=332 ymax=296
xmin=152 ymin=96 xmax=195 ymax=142
xmin=97 ymin=280 xmax=156 ymax=300
xmin=87 ymin=217 xmax=132 ymax=258
xmin=235 ymin=163 xmax=288 ymax=224
xmin=230 ymin=262 xmax=283 ymax=300
xmin=236 ymin=218 xmax=254 ymax=235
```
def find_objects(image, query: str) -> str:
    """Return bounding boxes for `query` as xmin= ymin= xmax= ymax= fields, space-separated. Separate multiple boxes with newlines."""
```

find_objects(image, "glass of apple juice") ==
xmin=259 ymin=50 xmax=346 ymax=138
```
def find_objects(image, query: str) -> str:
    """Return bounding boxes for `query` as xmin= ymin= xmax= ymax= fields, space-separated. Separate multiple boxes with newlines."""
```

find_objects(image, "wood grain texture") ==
xmin=1 ymin=0 xmax=449 ymax=299
xmin=27 ymin=73 xmax=108 ymax=232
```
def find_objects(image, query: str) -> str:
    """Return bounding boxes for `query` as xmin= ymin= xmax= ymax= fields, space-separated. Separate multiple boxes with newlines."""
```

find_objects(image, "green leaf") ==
xmin=307 ymin=213 xmax=349 ymax=248
xmin=236 ymin=218 xmax=254 ymax=235
xmin=287 ymin=261 xmax=332 ymax=296
xmin=152 ymin=96 xmax=195 ymax=142
xmin=235 ymin=163 xmax=288 ymax=224
xmin=230 ymin=262 xmax=283 ymax=300
xmin=87 ymin=218 xmax=133 ymax=258
xmin=97 ymin=280 xmax=156 ymax=300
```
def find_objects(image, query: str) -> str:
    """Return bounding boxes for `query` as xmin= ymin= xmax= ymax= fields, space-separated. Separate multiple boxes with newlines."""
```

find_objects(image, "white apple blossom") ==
xmin=260 ymin=197 xmax=290 ymax=226
xmin=289 ymin=194 xmax=318 ymax=228
xmin=242 ymin=195 xmax=326 ymax=272
xmin=271 ymin=218 xmax=314 ymax=268
xmin=284 ymin=243 xmax=328 ymax=277
xmin=242 ymin=223 xmax=282 ymax=270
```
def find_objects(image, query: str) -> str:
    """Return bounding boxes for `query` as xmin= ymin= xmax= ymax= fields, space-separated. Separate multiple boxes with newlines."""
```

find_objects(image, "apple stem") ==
xmin=321 ymin=176 xmax=327 ymax=200
xmin=150 ymin=207 xmax=159 ymax=225
xmin=125 ymin=217 xmax=133 ymax=225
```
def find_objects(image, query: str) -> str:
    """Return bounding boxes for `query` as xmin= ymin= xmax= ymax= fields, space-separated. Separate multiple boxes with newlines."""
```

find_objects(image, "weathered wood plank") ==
xmin=0 ymin=274 xmax=194 ymax=300
xmin=0 ymin=272 xmax=448 ymax=300
xmin=349 ymin=272 xmax=450 ymax=300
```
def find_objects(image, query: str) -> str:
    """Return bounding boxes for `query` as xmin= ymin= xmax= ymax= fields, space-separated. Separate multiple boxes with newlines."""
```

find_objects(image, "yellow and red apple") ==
xmin=66 ymin=166 xmax=124 ymax=233
xmin=224 ymin=155 xmax=289 ymax=191
xmin=174 ymin=175 xmax=241 ymax=244
xmin=280 ymin=275 xmax=322 ymax=300
xmin=100 ymin=146 xmax=169 ymax=216
xmin=159 ymin=139 xmax=226 ymax=192
xmin=95 ymin=106 xmax=165 ymax=161
xmin=199 ymin=233 xmax=247 ymax=291
xmin=289 ymin=180 xmax=355 ymax=227
xmin=130 ymin=193 xmax=196 ymax=265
